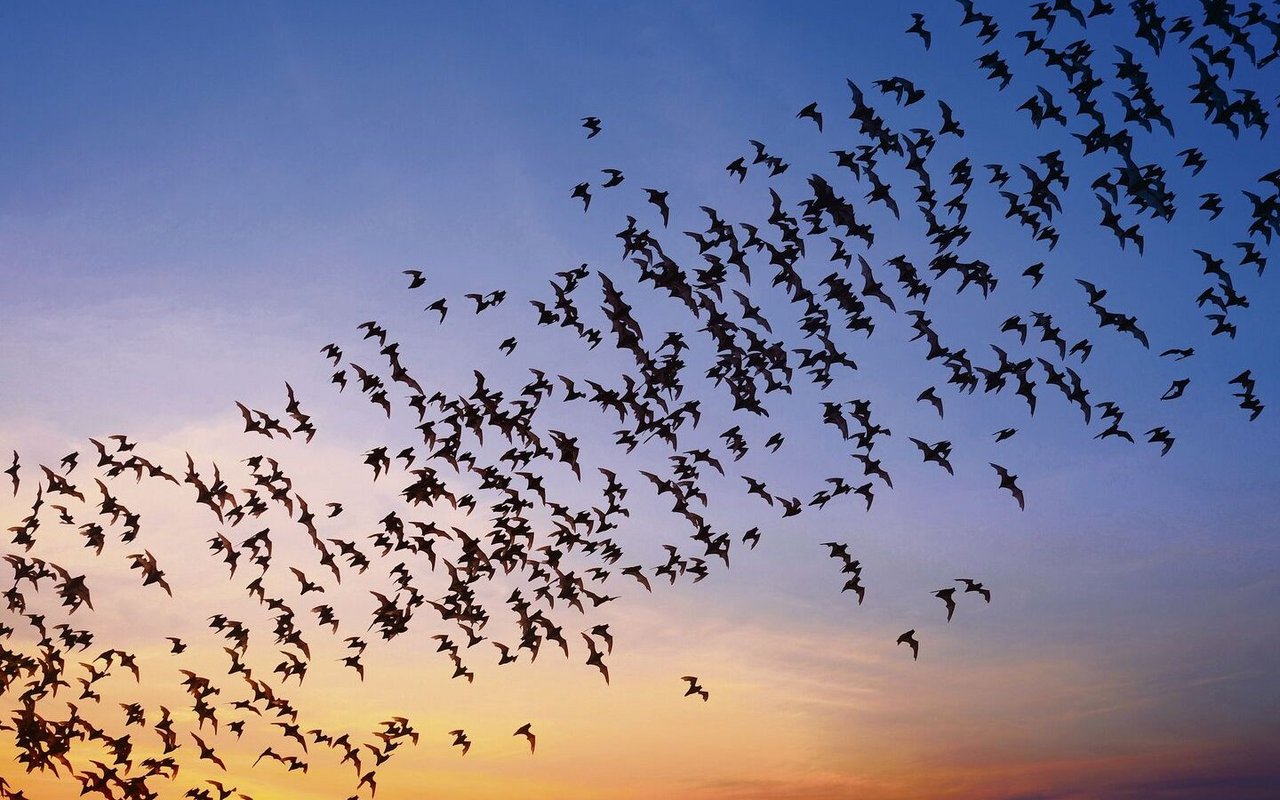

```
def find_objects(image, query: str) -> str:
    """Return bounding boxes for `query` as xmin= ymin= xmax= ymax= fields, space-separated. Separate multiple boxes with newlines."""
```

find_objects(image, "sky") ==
xmin=1 ymin=2 xmax=1279 ymax=799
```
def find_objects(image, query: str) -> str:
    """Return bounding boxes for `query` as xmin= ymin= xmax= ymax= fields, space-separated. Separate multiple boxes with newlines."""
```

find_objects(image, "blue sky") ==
xmin=2 ymin=2 xmax=1279 ymax=798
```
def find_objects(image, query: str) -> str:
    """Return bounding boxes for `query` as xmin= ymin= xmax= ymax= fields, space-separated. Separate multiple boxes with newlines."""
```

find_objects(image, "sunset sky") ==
xmin=2 ymin=3 xmax=1278 ymax=799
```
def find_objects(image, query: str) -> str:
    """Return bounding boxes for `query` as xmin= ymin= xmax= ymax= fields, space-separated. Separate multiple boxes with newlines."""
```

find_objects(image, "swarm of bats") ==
xmin=2 ymin=1 xmax=1275 ymax=796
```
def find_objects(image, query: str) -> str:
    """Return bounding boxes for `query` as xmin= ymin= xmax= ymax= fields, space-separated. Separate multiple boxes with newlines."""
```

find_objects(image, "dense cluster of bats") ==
xmin=2 ymin=2 xmax=1275 ymax=797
